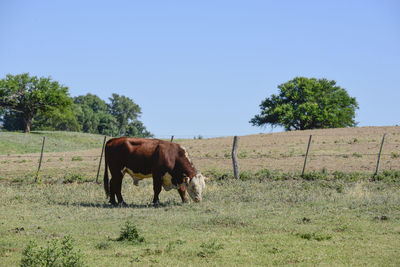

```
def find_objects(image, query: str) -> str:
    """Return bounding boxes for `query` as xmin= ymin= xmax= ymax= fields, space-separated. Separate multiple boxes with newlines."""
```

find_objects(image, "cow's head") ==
xmin=184 ymin=173 xmax=206 ymax=202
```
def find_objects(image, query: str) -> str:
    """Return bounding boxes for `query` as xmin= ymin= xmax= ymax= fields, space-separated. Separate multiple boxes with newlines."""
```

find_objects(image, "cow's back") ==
xmin=105 ymin=137 xmax=172 ymax=175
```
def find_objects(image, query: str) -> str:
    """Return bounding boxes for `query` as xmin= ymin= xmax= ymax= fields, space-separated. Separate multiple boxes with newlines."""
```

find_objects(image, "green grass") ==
xmin=1 ymin=176 xmax=399 ymax=266
xmin=0 ymin=131 xmax=105 ymax=155
xmin=1 ymin=129 xmax=399 ymax=265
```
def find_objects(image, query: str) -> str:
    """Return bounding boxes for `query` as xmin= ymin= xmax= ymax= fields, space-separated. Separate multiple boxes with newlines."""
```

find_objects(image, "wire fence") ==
xmin=0 ymin=130 xmax=399 ymax=181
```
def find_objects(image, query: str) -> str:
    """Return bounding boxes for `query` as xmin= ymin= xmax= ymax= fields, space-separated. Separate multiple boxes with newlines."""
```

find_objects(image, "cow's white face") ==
xmin=185 ymin=173 xmax=206 ymax=202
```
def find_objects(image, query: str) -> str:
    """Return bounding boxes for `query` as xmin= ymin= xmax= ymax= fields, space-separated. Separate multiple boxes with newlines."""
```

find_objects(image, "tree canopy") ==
xmin=72 ymin=93 xmax=152 ymax=137
xmin=31 ymin=106 xmax=81 ymax=132
xmin=0 ymin=73 xmax=72 ymax=132
xmin=73 ymin=93 xmax=117 ymax=135
xmin=108 ymin=93 xmax=141 ymax=136
xmin=250 ymin=77 xmax=359 ymax=131
xmin=0 ymin=73 xmax=153 ymax=137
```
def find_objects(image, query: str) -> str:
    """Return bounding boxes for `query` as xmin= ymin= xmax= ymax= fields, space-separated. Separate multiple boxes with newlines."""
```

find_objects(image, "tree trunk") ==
xmin=23 ymin=116 xmax=32 ymax=133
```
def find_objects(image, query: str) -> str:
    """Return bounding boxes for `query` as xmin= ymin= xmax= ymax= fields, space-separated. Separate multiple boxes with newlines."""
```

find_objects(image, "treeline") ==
xmin=0 ymin=73 xmax=152 ymax=137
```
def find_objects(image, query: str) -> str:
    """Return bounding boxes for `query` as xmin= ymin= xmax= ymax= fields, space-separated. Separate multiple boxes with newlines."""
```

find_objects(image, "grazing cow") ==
xmin=103 ymin=137 xmax=206 ymax=206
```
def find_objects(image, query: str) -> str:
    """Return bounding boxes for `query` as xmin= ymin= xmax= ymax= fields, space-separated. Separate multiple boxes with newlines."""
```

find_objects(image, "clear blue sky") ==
xmin=1 ymin=0 xmax=399 ymax=138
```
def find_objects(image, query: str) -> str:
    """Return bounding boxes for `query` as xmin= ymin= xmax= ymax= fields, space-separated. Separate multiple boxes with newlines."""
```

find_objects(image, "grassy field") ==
xmin=0 ymin=131 xmax=104 ymax=155
xmin=0 ymin=128 xmax=400 ymax=266
xmin=1 ymin=176 xmax=400 ymax=266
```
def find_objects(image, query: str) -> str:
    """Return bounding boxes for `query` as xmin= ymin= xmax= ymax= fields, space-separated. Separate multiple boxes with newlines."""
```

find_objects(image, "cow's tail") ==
xmin=103 ymin=152 xmax=110 ymax=198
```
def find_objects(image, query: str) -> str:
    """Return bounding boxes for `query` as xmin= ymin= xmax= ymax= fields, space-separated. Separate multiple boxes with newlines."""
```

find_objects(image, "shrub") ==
xmin=295 ymin=232 xmax=332 ymax=241
xmin=95 ymin=242 xmax=110 ymax=250
xmin=302 ymin=171 xmax=328 ymax=181
xmin=391 ymin=152 xmax=400 ymax=159
xmin=20 ymin=235 xmax=84 ymax=267
xmin=203 ymin=169 xmax=232 ymax=180
xmin=239 ymin=171 xmax=252 ymax=181
xmin=223 ymin=153 xmax=231 ymax=159
xmin=238 ymin=150 xmax=248 ymax=159
xmin=254 ymin=168 xmax=272 ymax=179
xmin=117 ymin=221 xmax=145 ymax=244
xmin=63 ymin=174 xmax=85 ymax=184
xmin=332 ymin=171 xmax=364 ymax=182
xmin=348 ymin=138 xmax=358 ymax=144
xmin=197 ymin=241 xmax=224 ymax=258
xmin=71 ymin=156 xmax=83 ymax=162
xmin=373 ymin=170 xmax=400 ymax=182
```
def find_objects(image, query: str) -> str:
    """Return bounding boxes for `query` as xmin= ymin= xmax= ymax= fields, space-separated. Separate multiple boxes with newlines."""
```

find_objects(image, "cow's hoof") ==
xmin=119 ymin=201 xmax=128 ymax=208
xmin=153 ymin=201 xmax=160 ymax=208
xmin=109 ymin=202 xmax=118 ymax=207
xmin=183 ymin=198 xmax=189 ymax=204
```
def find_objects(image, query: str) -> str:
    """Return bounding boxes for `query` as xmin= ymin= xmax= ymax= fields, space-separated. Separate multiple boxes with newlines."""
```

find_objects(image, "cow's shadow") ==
xmin=56 ymin=201 xmax=184 ymax=209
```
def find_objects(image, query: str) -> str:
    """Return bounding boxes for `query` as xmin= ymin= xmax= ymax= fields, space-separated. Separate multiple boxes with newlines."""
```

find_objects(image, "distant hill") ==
xmin=0 ymin=131 xmax=105 ymax=155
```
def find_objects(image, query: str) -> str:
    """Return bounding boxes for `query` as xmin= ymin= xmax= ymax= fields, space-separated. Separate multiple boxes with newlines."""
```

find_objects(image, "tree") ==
xmin=73 ymin=93 xmax=151 ymax=137
xmin=108 ymin=93 xmax=151 ymax=137
xmin=97 ymin=112 xmax=119 ymax=136
xmin=0 ymin=73 xmax=72 ymax=133
xmin=73 ymin=94 xmax=119 ymax=135
xmin=126 ymin=121 xmax=153 ymax=138
xmin=250 ymin=77 xmax=359 ymax=131
xmin=74 ymin=94 xmax=107 ymax=134
xmin=31 ymin=106 xmax=81 ymax=132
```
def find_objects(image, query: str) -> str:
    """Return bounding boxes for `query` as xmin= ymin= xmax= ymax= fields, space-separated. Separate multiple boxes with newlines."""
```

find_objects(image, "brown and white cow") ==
xmin=103 ymin=137 xmax=205 ymax=206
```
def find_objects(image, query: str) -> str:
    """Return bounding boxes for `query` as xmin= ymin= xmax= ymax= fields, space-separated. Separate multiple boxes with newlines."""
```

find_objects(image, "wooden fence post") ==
xmin=232 ymin=136 xmax=239 ymax=179
xmin=96 ymin=136 xmax=107 ymax=183
xmin=35 ymin=136 xmax=45 ymax=183
xmin=374 ymin=133 xmax=386 ymax=177
xmin=302 ymin=135 xmax=312 ymax=177
xmin=170 ymin=136 xmax=174 ymax=142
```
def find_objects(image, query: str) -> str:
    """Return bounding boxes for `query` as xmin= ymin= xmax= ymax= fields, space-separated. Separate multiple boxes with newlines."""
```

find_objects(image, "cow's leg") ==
xmin=152 ymin=175 xmax=163 ymax=207
xmin=115 ymin=176 xmax=127 ymax=207
xmin=109 ymin=178 xmax=117 ymax=206
xmin=178 ymin=185 xmax=189 ymax=203
xmin=110 ymin=170 xmax=126 ymax=207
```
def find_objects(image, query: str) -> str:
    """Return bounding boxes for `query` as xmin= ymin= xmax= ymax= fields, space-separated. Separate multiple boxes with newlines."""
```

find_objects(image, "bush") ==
xmin=203 ymin=169 xmax=232 ymax=181
xmin=302 ymin=171 xmax=328 ymax=181
xmin=239 ymin=171 xmax=252 ymax=181
xmin=373 ymin=170 xmax=400 ymax=182
xmin=20 ymin=235 xmax=84 ymax=267
xmin=197 ymin=241 xmax=224 ymax=258
xmin=95 ymin=242 xmax=110 ymax=250
xmin=391 ymin=152 xmax=400 ymax=159
xmin=63 ymin=173 xmax=90 ymax=184
xmin=296 ymin=232 xmax=332 ymax=241
xmin=117 ymin=221 xmax=145 ymax=244
xmin=71 ymin=156 xmax=83 ymax=162
xmin=254 ymin=168 xmax=272 ymax=179
xmin=332 ymin=171 xmax=364 ymax=182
